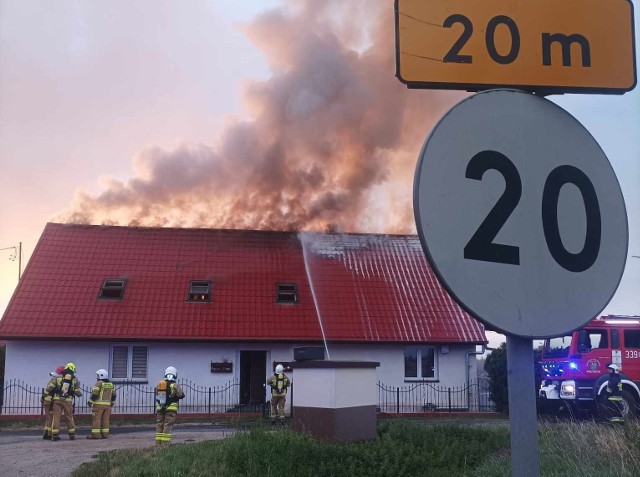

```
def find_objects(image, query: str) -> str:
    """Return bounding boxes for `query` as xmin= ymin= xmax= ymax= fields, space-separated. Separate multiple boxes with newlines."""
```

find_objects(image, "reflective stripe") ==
xmin=92 ymin=381 xmax=115 ymax=405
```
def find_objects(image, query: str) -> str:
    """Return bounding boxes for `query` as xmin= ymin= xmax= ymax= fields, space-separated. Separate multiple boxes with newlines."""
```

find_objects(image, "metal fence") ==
xmin=1 ymin=378 xmax=496 ymax=416
xmin=0 ymin=378 xmax=243 ymax=416
xmin=377 ymin=378 xmax=496 ymax=413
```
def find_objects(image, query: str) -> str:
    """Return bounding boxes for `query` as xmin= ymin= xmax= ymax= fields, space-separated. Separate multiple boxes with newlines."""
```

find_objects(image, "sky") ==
xmin=0 ymin=0 xmax=638 ymax=350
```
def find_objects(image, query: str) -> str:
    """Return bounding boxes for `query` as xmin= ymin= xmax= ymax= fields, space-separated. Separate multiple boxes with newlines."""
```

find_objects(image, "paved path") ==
xmin=0 ymin=424 xmax=237 ymax=476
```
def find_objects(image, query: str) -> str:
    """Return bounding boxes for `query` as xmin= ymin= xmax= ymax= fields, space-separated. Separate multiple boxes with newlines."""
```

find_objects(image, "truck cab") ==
xmin=538 ymin=315 xmax=640 ymax=417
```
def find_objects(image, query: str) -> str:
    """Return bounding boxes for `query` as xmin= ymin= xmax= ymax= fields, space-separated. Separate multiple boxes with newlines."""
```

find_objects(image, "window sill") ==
xmin=111 ymin=379 xmax=149 ymax=385
xmin=404 ymin=378 xmax=439 ymax=383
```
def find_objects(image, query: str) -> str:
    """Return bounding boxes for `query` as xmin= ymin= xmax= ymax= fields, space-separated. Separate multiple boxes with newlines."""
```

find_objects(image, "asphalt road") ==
xmin=0 ymin=424 xmax=237 ymax=476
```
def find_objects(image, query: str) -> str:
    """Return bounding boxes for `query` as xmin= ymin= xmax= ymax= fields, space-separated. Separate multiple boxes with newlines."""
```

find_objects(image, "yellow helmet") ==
xmin=65 ymin=362 xmax=77 ymax=373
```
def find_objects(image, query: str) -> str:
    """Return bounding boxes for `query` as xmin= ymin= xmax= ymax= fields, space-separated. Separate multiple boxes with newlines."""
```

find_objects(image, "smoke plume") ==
xmin=53 ymin=0 xmax=464 ymax=234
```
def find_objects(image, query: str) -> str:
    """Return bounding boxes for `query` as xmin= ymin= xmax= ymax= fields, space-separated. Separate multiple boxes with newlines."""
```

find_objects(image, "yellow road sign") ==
xmin=395 ymin=0 xmax=637 ymax=94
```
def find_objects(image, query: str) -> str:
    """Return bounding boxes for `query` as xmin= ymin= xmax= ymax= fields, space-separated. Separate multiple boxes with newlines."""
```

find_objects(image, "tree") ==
xmin=484 ymin=342 xmax=508 ymax=413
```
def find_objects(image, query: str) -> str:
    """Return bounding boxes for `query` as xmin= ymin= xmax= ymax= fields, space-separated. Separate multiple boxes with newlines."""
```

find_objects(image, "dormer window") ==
xmin=99 ymin=279 xmax=125 ymax=300
xmin=189 ymin=280 xmax=211 ymax=302
xmin=276 ymin=282 xmax=298 ymax=304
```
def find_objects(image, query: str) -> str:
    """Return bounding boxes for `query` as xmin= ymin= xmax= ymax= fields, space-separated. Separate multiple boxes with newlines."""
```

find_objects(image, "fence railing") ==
xmin=1 ymin=378 xmax=496 ymax=415
xmin=377 ymin=379 xmax=495 ymax=413
xmin=0 ymin=378 xmax=244 ymax=416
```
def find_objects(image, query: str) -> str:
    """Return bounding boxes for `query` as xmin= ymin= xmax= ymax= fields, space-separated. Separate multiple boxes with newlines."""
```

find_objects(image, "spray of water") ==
xmin=298 ymin=232 xmax=331 ymax=360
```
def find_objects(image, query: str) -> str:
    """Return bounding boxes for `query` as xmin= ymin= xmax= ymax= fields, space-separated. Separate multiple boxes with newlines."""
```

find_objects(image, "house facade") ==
xmin=0 ymin=223 xmax=487 ymax=414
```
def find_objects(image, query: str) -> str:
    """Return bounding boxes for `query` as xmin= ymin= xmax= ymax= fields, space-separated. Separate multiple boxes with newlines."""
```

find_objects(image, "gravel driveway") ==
xmin=0 ymin=425 xmax=237 ymax=476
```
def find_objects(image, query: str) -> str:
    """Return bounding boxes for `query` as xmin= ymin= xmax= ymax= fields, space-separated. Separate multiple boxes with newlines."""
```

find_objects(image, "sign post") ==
xmin=412 ymin=90 xmax=628 ymax=476
xmin=507 ymin=335 xmax=540 ymax=476
xmin=396 ymin=0 xmax=635 ymax=472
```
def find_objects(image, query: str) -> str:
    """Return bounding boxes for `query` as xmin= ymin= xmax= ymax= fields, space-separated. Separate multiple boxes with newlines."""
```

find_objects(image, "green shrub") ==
xmin=484 ymin=343 xmax=508 ymax=413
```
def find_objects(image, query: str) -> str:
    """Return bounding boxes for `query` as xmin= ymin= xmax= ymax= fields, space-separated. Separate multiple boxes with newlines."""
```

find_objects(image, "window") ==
xmin=543 ymin=335 xmax=572 ymax=358
xmin=276 ymin=283 xmax=298 ymax=304
xmin=189 ymin=280 xmax=211 ymax=302
xmin=99 ymin=279 xmax=125 ymax=300
xmin=578 ymin=329 xmax=608 ymax=352
xmin=624 ymin=330 xmax=640 ymax=348
xmin=404 ymin=346 xmax=436 ymax=380
xmin=110 ymin=345 xmax=148 ymax=382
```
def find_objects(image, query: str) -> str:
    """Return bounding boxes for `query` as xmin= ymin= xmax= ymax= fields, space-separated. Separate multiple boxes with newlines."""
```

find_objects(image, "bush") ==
xmin=484 ymin=343 xmax=508 ymax=413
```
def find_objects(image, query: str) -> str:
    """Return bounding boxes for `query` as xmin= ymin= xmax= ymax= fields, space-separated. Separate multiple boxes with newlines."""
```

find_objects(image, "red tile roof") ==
xmin=0 ymin=223 xmax=486 ymax=344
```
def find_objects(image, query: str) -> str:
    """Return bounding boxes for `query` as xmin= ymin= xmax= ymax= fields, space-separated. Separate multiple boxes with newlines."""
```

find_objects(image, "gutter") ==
xmin=466 ymin=344 xmax=486 ymax=407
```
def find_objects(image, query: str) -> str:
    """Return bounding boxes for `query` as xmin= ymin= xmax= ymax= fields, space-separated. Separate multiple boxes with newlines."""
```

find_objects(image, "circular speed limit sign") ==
xmin=414 ymin=89 xmax=628 ymax=338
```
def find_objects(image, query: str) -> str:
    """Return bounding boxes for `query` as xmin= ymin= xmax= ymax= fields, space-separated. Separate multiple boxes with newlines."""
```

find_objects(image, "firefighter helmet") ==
xmin=607 ymin=364 xmax=620 ymax=373
xmin=55 ymin=365 xmax=65 ymax=374
xmin=65 ymin=363 xmax=77 ymax=373
xmin=96 ymin=369 xmax=109 ymax=380
xmin=164 ymin=366 xmax=178 ymax=381
xmin=275 ymin=364 xmax=284 ymax=374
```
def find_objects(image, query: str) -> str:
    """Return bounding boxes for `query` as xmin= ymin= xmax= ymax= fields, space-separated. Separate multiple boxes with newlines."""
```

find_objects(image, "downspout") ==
xmin=466 ymin=344 xmax=486 ymax=409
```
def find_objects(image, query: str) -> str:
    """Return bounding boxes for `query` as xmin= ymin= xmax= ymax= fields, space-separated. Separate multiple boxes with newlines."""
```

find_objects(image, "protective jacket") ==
xmin=42 ymin=375 xmax=58 ymax=403
xmin=89 ymin=379 xmax=116 ymax=406
xmin=267 ymin=373 xmax=290 ymax=397
xmin=607 ymin=373 xmax=623 ymax=396
xmin=45 ymin=372 xmax=82 ymax=402
xmin=155 ymin=380 xmax=185 ymax=412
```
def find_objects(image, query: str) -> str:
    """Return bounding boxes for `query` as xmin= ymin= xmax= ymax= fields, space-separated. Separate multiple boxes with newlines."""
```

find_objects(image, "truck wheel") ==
xmin=596 ymin=392 xmax=636 ymax=421
xmin=621 ymin=390 xmax=637 ymax=419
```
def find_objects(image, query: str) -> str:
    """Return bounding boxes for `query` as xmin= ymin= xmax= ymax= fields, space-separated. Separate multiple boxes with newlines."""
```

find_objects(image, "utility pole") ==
xmin=1 ymin=242 xmax=22 ymax=280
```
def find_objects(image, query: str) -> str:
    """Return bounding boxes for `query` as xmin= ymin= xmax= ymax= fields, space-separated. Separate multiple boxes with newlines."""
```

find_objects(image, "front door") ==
xmin=240 ymin=350 xmax=267 ymax=406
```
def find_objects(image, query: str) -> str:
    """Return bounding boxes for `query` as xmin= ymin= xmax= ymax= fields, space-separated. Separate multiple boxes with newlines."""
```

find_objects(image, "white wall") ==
xmin=3 ymin=340 xmax=481 ymax=390
xmin=4 ymin=340 xmax=112 ymax=390
xmin=325 ymin=343 xmax=480 ymax=388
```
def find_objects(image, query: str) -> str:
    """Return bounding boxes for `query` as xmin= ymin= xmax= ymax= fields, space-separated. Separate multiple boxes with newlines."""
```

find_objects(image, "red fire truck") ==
xmin=538 ymin=315 xmax=640 ymax=418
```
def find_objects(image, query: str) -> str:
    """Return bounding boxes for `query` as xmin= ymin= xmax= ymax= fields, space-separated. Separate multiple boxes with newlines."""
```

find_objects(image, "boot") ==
xmin=52 ymin=436 xmax=60 ymax=442
xmin=43 ymin=432 xmax=50 ymax=440
xmin=69 ymin=434 xmax=75 ymax=440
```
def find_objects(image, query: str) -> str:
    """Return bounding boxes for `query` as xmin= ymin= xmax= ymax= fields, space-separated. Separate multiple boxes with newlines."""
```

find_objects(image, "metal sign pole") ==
xmin=507 ymin=334 xmax=540 ymax=477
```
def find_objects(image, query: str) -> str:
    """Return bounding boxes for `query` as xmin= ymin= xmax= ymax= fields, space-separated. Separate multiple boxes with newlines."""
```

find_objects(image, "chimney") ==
xmin=325 ymin=223 xmax=339 ymax=234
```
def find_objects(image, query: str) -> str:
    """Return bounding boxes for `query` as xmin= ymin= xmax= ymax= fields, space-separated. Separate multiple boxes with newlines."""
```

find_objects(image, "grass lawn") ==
xmin=72 ymin=418 xmax=640 ymax=477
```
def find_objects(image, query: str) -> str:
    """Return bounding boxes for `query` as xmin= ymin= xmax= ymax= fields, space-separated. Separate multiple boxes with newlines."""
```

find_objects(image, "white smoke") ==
xmin=54 ymin=0 xmax=465 ymax=233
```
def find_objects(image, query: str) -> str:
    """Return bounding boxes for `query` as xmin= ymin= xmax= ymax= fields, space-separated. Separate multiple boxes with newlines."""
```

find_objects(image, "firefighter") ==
xmin=47 ymin=362 xmax=83 ymax=441
xmin=41 ymin=365 xmax=64 ymax=440
xmin=87 ymin=369 xmax=116 ymax=439
xmin=606 ymin=363 xmax=624 ymax=424
xmin=267 ymin=364 xmax=290 ymax=426
xmin=155 ymin=366 xmax=185 ymax=445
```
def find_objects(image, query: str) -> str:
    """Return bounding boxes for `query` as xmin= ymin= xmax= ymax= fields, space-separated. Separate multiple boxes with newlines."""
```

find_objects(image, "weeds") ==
xmin=72 ymin=419 xmax=640 ymax=477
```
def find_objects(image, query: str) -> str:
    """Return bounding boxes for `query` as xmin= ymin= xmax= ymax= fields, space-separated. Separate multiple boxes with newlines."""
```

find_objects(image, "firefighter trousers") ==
xmin=270 ymin=395 xmax=286 ymax=421
xmin=89 ymin=405 xmax=112 ymax=438
xmin=155 ymin=410 xmax=177 ymax=444
xmin=52 ymin=400 xmax=76 ymax=439
xmin=607 ymin=395 xmax=625 ymax=423
xmin=42 ymin=401 xmax=54 ymax=437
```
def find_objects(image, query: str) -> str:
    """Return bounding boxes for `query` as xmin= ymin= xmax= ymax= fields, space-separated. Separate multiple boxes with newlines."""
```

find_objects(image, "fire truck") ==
xmin=538 ymin=315 xmax=640 ymax=418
